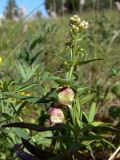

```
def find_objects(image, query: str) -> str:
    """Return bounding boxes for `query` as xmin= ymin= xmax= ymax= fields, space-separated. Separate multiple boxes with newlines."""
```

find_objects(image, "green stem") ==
xmin=69 ymin=65 xmax=74 ymax=79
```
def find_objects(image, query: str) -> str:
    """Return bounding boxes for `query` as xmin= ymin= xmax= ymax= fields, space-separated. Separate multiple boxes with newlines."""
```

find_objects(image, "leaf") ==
xmin=102 ymin=139 xmax=115 ymax=149
xmin=90 ymin=121 xmax=105 ymax=127
xmin=22 ymin=138 xmax=55 ymax=159
xmin=79 ymin=93 xmax=96 ymax=105
xmin=1 ymin=113 xmax=13 ymax=120
xmin=16 ymin=62 xmax=39 ymax=82
xmin=16 ymin=101 xmax=28 ymax=115
xmin=2 ymin=81 xmax=9 ymax=91
xmin=42 ymin=72 xmax=49 ymax=81
xmin=16 ymin=84 xmax=38 ymax=92
xmin=81 ymin=135 xmax=103 ymax=146
xmin=67 ymin=142 xmax=81 ymax=159
xmin=86 ymin=145 xmax=95 ymax=160
xmin=1 ymin=91 xmax=57 ymax=104
xmin=82 ymin=140 xmax=96 ymax=146
xmin=2 ymin=122 xmax=66 ymax=132
xmin=75 ymin=58 xmax=102 ymax=65
xmin=12 ymin=128 xmax=28 ymax=139
xmin=45 ymin=76 xmax=73 ymax=85
xmin=88 ymin=102 xmax=96 ymax=122
xmin=30 ymin=36 xmax=45 ymax=50
xmin=14 ymin=144 xmax=40 ymax=160
xmin=109 ymin=105 xmax=120 ymax=119
xmin=82 ymin=112 xmax=88 ymax=123
xmin=99 ymin=126 xmax=120 ymax=134
xmin=16 ymin=62 xmax=26 ymax=79
xmin=89 ymin=122 xmax=120 ymax=134
xmin=109 ymin=31 xmax=120 ymax=45
xmin=2 ymin=91 xmax=40 ymax=103
xmin=45 ymin=135 xmax=71 ymax=140
xmin=112 ymin=82 xmax=120 ymax=98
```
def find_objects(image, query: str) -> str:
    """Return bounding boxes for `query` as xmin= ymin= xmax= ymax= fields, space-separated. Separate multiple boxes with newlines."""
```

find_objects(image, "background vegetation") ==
xmin=0 ymin=0 xmax=120 ymax=160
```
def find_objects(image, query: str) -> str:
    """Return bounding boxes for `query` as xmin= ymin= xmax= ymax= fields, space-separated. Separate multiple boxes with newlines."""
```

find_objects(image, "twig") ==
xmin=108 ymin=146 xmax=120 ymax=160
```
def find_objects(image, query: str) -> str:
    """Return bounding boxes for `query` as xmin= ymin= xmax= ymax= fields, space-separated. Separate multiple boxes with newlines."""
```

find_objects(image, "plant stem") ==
xmin=69 ymin=65 xmax=74 ymax=79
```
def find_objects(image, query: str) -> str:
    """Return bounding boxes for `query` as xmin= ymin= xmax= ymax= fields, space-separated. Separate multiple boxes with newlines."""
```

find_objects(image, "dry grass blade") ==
xmin=108 ymin=146 xmax=120 ymax=160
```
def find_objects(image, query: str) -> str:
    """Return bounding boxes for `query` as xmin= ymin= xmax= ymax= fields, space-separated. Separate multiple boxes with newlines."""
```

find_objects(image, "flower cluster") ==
xmin=66 ymin=15 xmax=88 ymax=48
xmin=48 ymin=87 xmax=75 ymax=125
xmin=69 ymin=15 xmax=88 ymax=32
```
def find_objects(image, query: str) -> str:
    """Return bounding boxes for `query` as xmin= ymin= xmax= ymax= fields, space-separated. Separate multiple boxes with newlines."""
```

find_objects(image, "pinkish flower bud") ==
xmin=48 ymin=107 xmax=65 ymax=125
xmin=58 ymin=87 xmax=75 ymax=106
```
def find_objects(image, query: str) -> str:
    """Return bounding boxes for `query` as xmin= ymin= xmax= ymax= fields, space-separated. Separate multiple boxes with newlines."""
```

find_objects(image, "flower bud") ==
xmin=79 ymin=21 xmax=89 ymax=30
xmin=58 ymin=87 xmax=75 ymax=106
xmin=70 ymin=15 xmax=81 ymax=25
xmin=71 ymin=25 xmax=79 ymax=33
xmin=48 ymin=107 xmax=65 ymax=125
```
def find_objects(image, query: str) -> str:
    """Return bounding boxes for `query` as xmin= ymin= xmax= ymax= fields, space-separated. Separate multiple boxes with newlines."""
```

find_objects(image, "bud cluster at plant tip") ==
xmin=69 ymin=15 xmax=88 ymax=33
xmin=65 ymin=15 xmax=88 ymax=49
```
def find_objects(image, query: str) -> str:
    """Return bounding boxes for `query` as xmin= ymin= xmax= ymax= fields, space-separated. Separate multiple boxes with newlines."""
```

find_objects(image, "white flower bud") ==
xmin=48 ymin=107 xmax=65 ymax=125
xmin=58 ymin=87 xmax=75 ymax=106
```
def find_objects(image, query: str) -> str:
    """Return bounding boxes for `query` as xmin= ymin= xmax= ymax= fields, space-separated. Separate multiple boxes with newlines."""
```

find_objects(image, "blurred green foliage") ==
xmin=0 ymin=10 xmax=120 ymax=159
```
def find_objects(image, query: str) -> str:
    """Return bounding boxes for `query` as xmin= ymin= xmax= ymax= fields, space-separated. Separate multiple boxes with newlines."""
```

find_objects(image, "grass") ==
xmin=0 ymin=10 xmax=120 ymax=160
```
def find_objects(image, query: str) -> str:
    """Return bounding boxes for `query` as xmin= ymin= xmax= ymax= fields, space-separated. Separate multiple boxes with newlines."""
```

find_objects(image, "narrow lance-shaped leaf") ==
xmin=16 ymin=84 xmax=38 ymax=92
xmin=88 ymin=122 xmax=120 ymax=134
xmin=22 ymin=138 xmax=55 ymax=159
xmin=16 ymin=101 xmax=28 ymax=115
xmin=45 ymin=76 xmax=73 ymax=85
xmin=2 ymin=122 xmax=66 ymax=132
xmin=1 ymin=91 xmax=40 ymax=103
xmin=86 ymin=145 xmax=95 ymax=160
xmin=14 ymin=144 xmax=40 ymax=160
xmin=76 ymin=58 xmax=102 ymax=65
xmin=68 ymin=58 xmax=102 ymax=66
xmin=79 ymin=93 xmax=96 ymax=105
xmin=88 ymin=102 xmax=96 ymax=122
xmin=102 ymin=139 xmax=115 ymax=149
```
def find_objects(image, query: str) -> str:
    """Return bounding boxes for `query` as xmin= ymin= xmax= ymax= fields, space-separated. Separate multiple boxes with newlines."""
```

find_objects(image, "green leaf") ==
xmin=109 ymin=31 xmax=120 ymax=46
xmin=1 ymin=90 xmax=57 ymax=104
xmin=89 ymin=122 xmax=120 ymax=134
xmin=1 ymin=113 xmax=13 ymax=120
xmin=42 ymin=72 xmax=49 ymax=81
xmin=16 ymin=101 xmax=28 ymax=115
xmin=76 ymin=58 xmax=102 ymax=65
xmin=2 ymin=91 xmax=40 ymax=103
xmin=12 ymin=128 xmax=28 ymax=139
xmin=99 ymin=126 xmax=120 ymax=134
xmin=79 ymin=93 xmax=96 ymax=105
xmin=81 ymin=134 xmax=103 ymax=146
xmin=16 ymin=84 xmax=38 ymax=92
xmin=82 ymin=140 xmax=96 ymax=145
xmin=16 ymin=62 xmax=39 ymax=82
xmin=88 ymin=102 xmax=96 ymax=122
xmin=87 ymin=145 xmax=95 ymax=160
xmin=45 ymin=76 xmax=73 ymax=85
xmin=90 ymin=121 xmax=105 ymax=127
xmin=82 ymin=112 xmax=88 ymax=123
xmin=67 ymin=142 xmax=81 ymax=159
xmin=112 ymin=82 xmax=120 ymax=98
xmin=102 ymin=139 xmax=115 ymax=149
